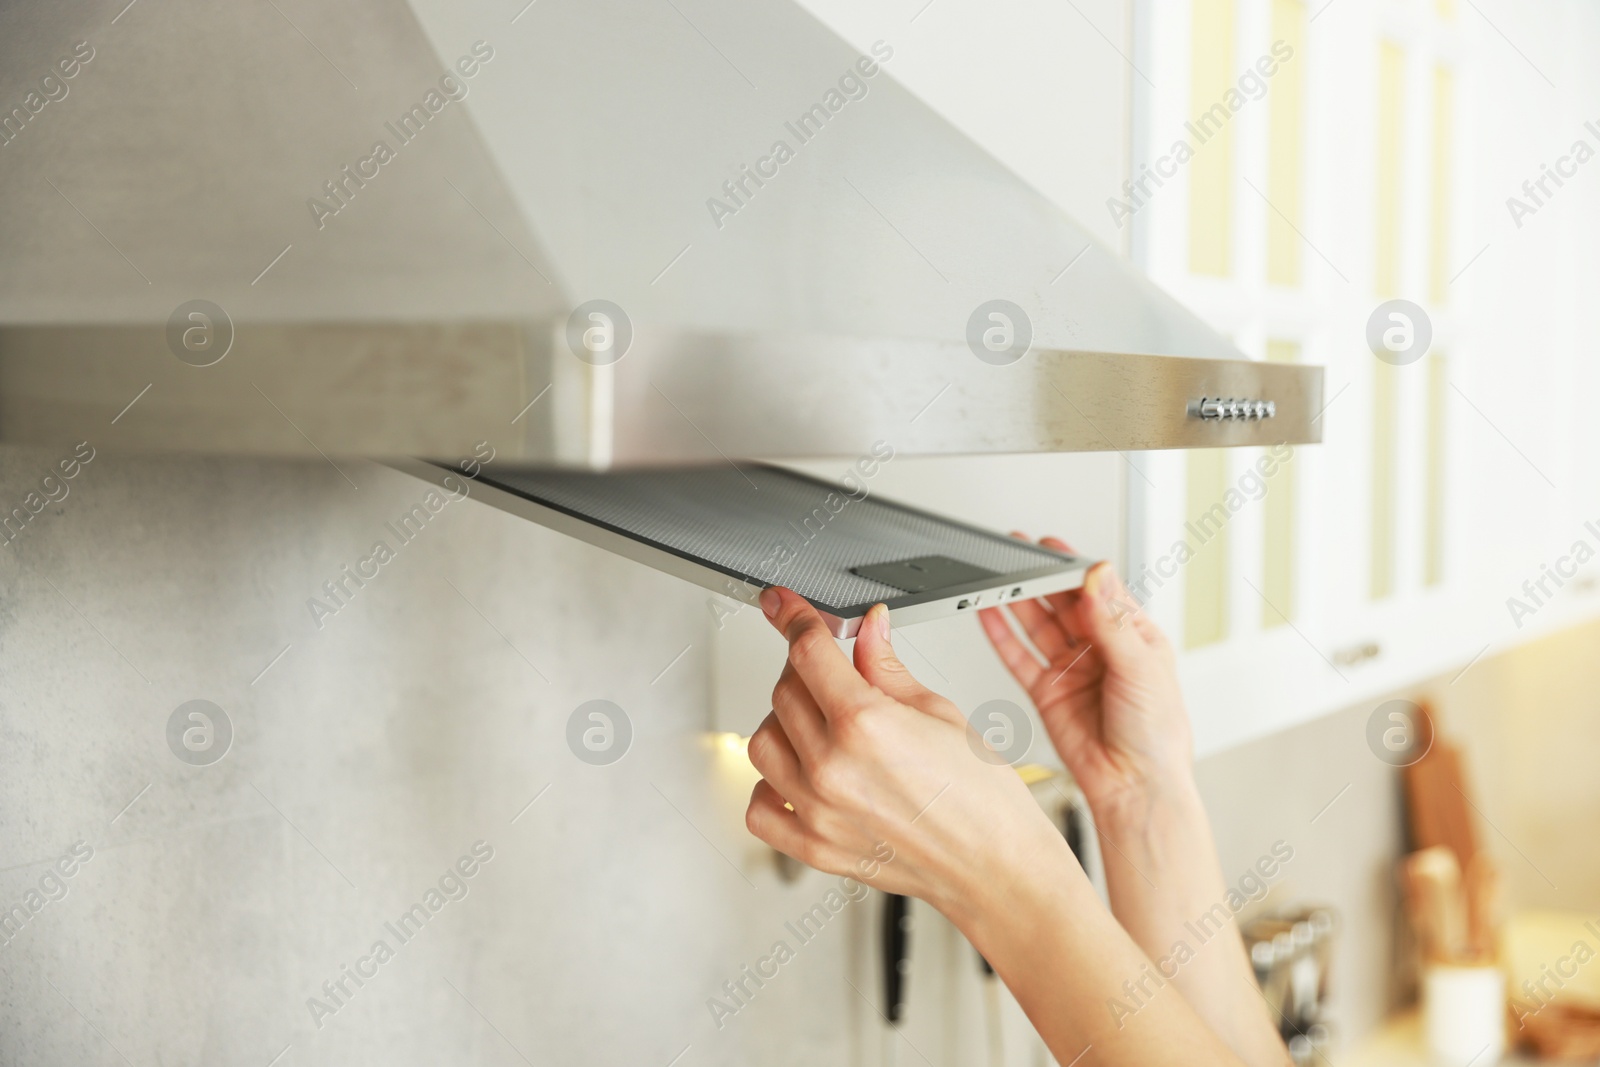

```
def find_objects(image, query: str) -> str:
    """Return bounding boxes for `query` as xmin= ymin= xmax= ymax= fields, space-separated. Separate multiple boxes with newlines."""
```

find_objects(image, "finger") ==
xmin=747 ymin=782 xmax=864 ymax=879
xmin=852 ymin=603 xmax=932 ymax=705
xmin=858 ymin=605 xmax=966 ymax=725
xmin=770 ymin=661 xmax=828 ymax=764
xmin=1127 ymin=611 xmax=1177 ymax=666
xmin=1069 ymin=562 xmax=1148 ymax=672
xmin=1038 ymin=537 xmax=1087 ymax=621
xmin=1043 ymin=587 xmax=1092 ymax=642
xmin=977 ymin=606 xmax=1045 ymax=690
xmin=1005 ymin=597 xmax=1074 ymax=660
xmin=747 ymin=712 xmax=811 ymax=804
xmin=1044 ymin=589 xmax=1091 ymax=643
xmin=745 ymin=779 xmax=807 ymax=858
xmin=761 ymin=587 xmax=876 ymax=720
xmin=1012 ymin=528 xmax=1083 ymax=626
xmin=1129 ymin=610 xmax=1164 ymax=646
xmin=772 ymin=662 xmax=826 ymax=745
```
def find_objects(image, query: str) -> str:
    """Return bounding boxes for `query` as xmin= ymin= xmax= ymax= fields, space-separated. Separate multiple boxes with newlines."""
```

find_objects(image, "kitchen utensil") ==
xmin=1403 ymin=846 xmax=1466 ymax=963
xmin=1402 ymin=708 xmax=1480 ymax=870
xmin=1243 ymin=907 xmax=1339 ymax=1041
xmin=1518 ymin=1003 xmax=1600 ymax=1060
xmin=976 ymin=950 xmax=1004 ymax=1067
xmin=882 ymin=892 xmax=910 ymax=1066
xmin=1424 ymin=963 xmax=1505 ymax=1066
xmin=1463 ymin=853 xmax=1503 ymax=963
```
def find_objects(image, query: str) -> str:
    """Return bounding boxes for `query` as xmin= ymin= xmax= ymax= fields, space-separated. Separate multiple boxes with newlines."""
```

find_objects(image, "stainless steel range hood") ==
xmin=0 ymin=0 xmax=1320 ymax=463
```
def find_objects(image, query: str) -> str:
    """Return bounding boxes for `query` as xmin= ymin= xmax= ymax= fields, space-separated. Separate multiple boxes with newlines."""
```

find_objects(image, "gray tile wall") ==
xmin=7 ymin=447 xmax=1533 ymax=1066
xmin=0 ymin=450 xmax=872 ymax=1067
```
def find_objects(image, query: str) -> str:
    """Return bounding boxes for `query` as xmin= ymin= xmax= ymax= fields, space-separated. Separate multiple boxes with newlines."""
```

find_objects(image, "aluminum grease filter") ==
xmin=480 ymin=465 xmax=1067 ymax=609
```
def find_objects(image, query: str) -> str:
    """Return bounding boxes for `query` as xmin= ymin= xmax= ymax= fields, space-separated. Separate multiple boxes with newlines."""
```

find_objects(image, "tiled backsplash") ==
xmin=6 ymin=450 xmax=1590 ymax=1064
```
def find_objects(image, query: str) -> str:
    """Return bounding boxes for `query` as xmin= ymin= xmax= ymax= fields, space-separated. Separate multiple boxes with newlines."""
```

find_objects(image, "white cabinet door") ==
xmin=1131 ymin=0 xmax=1600 ymax=755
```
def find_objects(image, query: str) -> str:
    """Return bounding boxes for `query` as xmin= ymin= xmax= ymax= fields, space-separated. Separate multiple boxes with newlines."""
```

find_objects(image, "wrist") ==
xmin=936 ymin=818 xmax=1087 ymax=941
xmin=1089 ymin=773 xmax=1206 ymax=851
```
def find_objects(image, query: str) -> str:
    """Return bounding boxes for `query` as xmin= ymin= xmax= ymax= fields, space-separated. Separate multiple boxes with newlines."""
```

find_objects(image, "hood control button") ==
xmin=1192 ymin=397 xmax=1276 ymax=421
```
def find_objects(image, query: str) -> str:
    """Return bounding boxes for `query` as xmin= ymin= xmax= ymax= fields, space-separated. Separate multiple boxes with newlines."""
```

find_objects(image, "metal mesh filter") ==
xmin=478 ymin=464 xmax=1069 ymax=609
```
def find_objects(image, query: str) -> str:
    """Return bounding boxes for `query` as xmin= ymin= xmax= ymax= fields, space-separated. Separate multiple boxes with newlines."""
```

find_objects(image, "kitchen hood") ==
xmin=0 ymin=0 xmax=1319 ymax=464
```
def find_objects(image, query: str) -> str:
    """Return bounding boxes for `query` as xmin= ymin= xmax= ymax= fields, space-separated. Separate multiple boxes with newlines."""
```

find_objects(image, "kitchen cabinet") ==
xmin=707 ymin=0 xmax=1600 ymax=765
xmin=749 ymin=0 xmax=1600 ymax=766
xmin=1130 ymin=0 xmax=1600 ymax=755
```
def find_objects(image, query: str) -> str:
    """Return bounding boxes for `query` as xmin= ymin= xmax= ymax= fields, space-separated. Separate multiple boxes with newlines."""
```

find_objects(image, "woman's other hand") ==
xmin=984 ymin=541 xmax=1293 ymax=1067
xmin=977 ymin=539 xmax=1195 ymax=824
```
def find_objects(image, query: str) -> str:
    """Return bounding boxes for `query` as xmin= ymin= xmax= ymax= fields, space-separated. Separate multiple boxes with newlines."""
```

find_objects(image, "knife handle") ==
xmin=882 ymin=893 xmax=911 ymax=1025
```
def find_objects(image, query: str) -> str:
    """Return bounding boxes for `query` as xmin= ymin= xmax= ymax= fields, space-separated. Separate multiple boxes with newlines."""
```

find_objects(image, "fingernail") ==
xmin=1083 ymin=562 xmax=1108 ymax=600
xmin=760 ymin=587 xmax=781 ymax=618
xmin=876 ymin=604 xmax=892 ymax=642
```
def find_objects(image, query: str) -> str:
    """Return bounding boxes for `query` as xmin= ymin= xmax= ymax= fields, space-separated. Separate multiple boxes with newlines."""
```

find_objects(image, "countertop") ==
xmin=1345 ymin=1011 xmax=1574 ymax=1067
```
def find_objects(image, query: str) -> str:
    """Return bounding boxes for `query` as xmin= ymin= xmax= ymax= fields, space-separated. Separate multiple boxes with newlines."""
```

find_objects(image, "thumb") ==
xmin=1073 ymin=563 xmax=1147 ymax=671
xmin=852 ymin=604 xmax=934 ymax=707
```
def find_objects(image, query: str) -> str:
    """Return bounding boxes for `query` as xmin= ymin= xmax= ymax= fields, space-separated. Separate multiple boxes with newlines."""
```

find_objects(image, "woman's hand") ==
xmin=977 ymin=540 xmax=1195 ymax=824
xmin=984 ymin=542 xmax=1294 ymax=1067
xmin=743 ymin=588 xmax=1062 ymax=919
xmin=742 ymin=586 xmax=1259 ymax=1067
